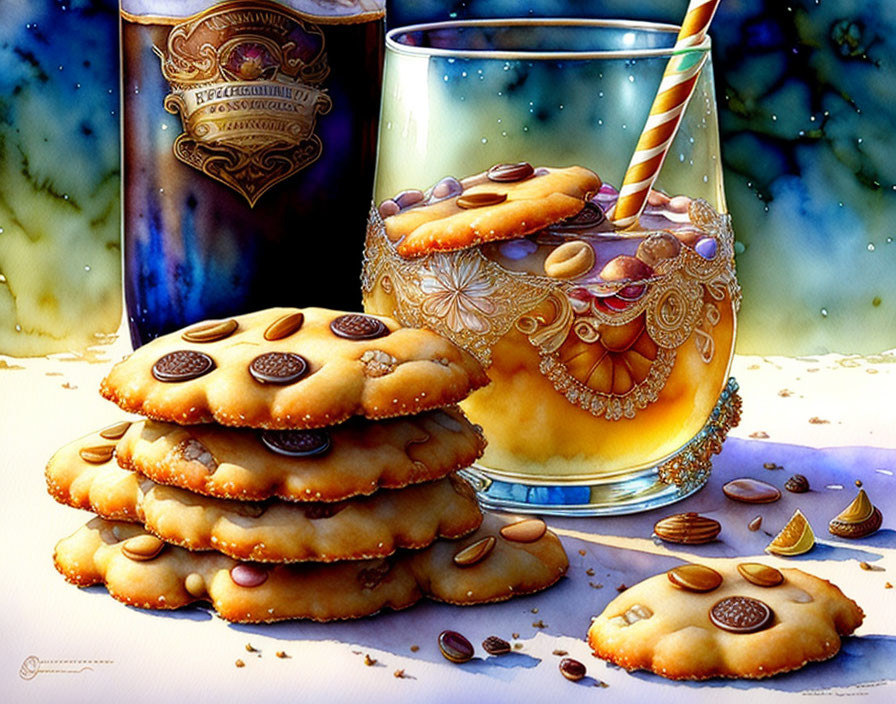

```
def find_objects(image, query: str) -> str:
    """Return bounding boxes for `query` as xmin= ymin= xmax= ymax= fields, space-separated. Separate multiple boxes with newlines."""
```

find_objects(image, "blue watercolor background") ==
xmin=1 ymin=0 xmax=894 ymax=355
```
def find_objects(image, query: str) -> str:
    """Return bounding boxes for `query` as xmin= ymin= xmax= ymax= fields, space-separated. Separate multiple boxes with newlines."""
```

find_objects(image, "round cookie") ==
xmin=45 ymin=426 xmax=483 ymax=562
xmin=587 ymin=559 xmax=864 ymax=680
xmin=382 ymin=165 xmax=602 ymax=258
xmin=52 ymin=514 xmax=569 ymax=623
xmin=100 ymin=307 xmax=490 ymax=428
xmin=114 ymin=407 xmax=485 ymax=502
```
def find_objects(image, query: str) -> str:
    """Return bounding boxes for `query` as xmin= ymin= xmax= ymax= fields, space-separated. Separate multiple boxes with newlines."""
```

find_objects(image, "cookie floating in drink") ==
xmin=364 ymin=161 xmax=741 ymax=514
xmin=47 ymin=307 xmax=570 ymax=621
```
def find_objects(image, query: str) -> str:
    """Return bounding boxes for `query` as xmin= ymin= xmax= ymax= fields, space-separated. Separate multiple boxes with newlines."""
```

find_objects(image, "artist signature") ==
xmin=19 ymin=655 xmax=113 ymax=680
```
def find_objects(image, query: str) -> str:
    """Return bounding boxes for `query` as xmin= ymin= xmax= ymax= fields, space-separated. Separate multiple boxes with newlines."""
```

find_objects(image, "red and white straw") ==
xmin=611 ymin=0 xmax=721 ymax=229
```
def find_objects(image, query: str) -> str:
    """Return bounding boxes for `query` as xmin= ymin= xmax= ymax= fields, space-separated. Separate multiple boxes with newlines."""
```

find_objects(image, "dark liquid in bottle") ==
xmin=121 ymin=2 xmax=383 ymax=346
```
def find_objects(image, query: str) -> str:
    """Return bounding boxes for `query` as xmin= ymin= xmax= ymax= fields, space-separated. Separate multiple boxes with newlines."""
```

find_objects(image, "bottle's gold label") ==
xmin=155 ymin=1 xmax=332 ymax=206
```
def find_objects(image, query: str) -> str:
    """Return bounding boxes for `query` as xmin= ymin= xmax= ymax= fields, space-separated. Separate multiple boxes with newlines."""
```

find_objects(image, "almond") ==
xmin=653 ymin=512 xmax=721 ymax=545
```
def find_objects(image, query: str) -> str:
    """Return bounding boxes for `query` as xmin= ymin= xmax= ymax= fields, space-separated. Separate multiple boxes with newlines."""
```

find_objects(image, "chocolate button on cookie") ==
xmin=260 ymin=428 xmax=331 ymax=457
xmin=248 ymin=352 xmax=309 ymax=385
xmin=152 ymin=350 xmax=216 ymax=383
xmin=329 ymin=314 xmax=389 ymax=340
xmin=709 ymin=596 xmax=774 ymax=634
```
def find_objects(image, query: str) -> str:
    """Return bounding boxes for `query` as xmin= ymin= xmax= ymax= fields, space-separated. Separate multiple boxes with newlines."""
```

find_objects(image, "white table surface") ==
xmin=3 ymin=334 xmax=895 ymax=703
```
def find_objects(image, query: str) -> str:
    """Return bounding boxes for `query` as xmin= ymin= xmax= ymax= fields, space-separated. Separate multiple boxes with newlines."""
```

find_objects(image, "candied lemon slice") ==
xmin=766 ymin=509 xmax=815 ymax=556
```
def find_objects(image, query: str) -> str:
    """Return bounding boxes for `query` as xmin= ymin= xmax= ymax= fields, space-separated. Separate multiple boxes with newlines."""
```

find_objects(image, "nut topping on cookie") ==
xmin=181 ymin=318 xmax=239 ymax=343
xmin=121 ymin=535 xmax=165 ymax=562
xmin=98 ymin=421 xmax=132 ymax=441
xmin=230 ymin=564 xmax=268 ymax=588
xmin=487 ymin=161 xmax=535 ymax=182
xmin=456 ymin=192 xmax=508 ymax=209
xmin=653 ymin=513 xmax=721 ymax=545
xmin=263 ymin=311 xmax=304 ymax=341
xmin=329 ymin=313 xmax=390 ymax=340
xmin=709 ymin=596 xmax=774 ymax=634
xmin=737 ymin=563 xmax=784 ymax=588
xmin=453 ymin=536 xmax=496 ymax=567
xmin=259 ymin=428 xmax=331 ymax=458
xmin=667 ymin=564 xmax=723 ymax=592
xmin=499 ymin=518 xmax=547 ymax=543
xmin=152 ymin=350 xmax=216 ymax=383
xmin=248 ymin=352 xmax=309 ymax=385
xmin=78 ymin=444 xmax=115 ymax=464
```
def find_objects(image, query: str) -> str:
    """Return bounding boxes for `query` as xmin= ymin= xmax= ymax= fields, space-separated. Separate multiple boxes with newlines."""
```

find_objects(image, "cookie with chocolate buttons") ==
xmin=52 ymin=513 xmax=569 ymax=623
xmin=114 ymin=407 xmax=485 ymax=502
xmin=587 ymin=559 xmax=863 ymax=680
xmin=100 ymin=307 xmax=489 ymax=428
xmin=45 ymin=425 xmax=483 ymax=562
xmin=382 ymin=165 xmax=601 ymax=258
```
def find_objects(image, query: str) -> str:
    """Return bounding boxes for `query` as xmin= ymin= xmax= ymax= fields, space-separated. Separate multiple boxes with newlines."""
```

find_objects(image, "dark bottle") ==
xmin=121 ymin=0 xmax=384 ymax=346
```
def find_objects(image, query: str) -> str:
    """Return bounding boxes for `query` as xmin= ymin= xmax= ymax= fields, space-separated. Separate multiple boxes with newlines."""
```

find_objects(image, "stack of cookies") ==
xmin=47 ymin=307 xmax=569 ymax=622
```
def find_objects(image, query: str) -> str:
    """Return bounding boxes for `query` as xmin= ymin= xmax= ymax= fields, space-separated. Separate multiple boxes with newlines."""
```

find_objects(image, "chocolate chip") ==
xmin=152 ymin=350 xmax=215 ymax=383
xmin=784 ymin=474 xmax=810 ymax=493
xmin=260 ymin=428 xmax=331 ymax=457
xmin=330 ymin=314 xmax=390 ymax=340
xmin=487 ymin=161 xmax=535 ymax=182
xmin=230 ymin=564 xmax=268 ymax=588
xmin=438 ymin=630 xmax=474 ymax=663
xmin=263 ymin=312 xmax=304 ymax=341
xmin=551 ymin=201 xmax=606 ymax=231
xmin=559 ymin=657 xmax=587 ymax=681
xmin=248 ymin=352 xmax=309 ymax=385
xmin=357 ymin=562 xmax=391 ymax=590
xmin=181 ymin=318 xmax=238 ymax=343
xmin=709 ymin=596 xmax=774 ymax=633
xmin=456 ymin=192 xmax=508 ymax=209
xmin=481 ymin=636 xmax=511 ymax=655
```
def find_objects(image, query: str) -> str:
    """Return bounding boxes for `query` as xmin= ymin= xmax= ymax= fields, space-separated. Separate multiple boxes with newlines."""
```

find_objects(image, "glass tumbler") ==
xmin=363 ymin=19 xmax=741 ymax=515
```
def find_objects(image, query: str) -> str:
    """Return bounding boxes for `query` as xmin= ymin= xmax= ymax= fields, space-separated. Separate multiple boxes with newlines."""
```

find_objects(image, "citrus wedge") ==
xmin=765 ymin=509 xmax=815 ymax=556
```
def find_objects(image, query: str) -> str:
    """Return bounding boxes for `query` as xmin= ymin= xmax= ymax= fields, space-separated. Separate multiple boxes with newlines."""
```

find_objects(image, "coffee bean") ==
xmin=181 ymin=318 xmax=238 ymax=343
xmin=263 ymin=312 xmax=304 ymax=341
xmin=152 ymin=350 xmax=215 ymax=383
xmin=487 ymin=161 xmax=535 ymax=182
xmin=481 ymin=636 xmax=511 ymax=656
xmin=544 ymin=240 xmax=596 ymax=279
xmin=438 ymin=630 xmax=474 ymax=663
xmin=260 ymin=428 xmax=331 ymax=458
xmin=330 ymin=314 xmax=390 ymax=340
xmin=230 ymin=564 xmax=268 ymax=588
xmin=248 ymin=352 xmax=309 ymax=385
xmin=667 ymin=564 xmax=723 ymax=593
xmin=599 ymin=255 xmax=654 ymax=283
xmin=737 ymin=562 xmax=784 ymax=588
xmin=709 ymin=596 xmax=773 ymax=633
xmin=456 ymin=192 xmax=508 ymax=209
xmin=636 ymin=232 xmax=681 ymax=267
xmin=722 ymin=478 xmax=781 ymax=504
xmin=559 ymin=657 xmax=587 ymax=681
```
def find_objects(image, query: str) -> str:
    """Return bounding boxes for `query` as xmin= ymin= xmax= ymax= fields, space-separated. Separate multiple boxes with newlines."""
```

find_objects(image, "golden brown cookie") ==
xmin=53 ymin=514 xmax=569 ymax=623
xmin=46 ymin=427 xmax=483 ymax=562
xmin=587 ymin=559 xmax=864 ymax=680
xmin=99 ymin=308 xmax=489 ymax=428
xmin=114 ymin=408 xmax=485 ymax=502
xmin=383 ymin=165 xmax=601 ymax=257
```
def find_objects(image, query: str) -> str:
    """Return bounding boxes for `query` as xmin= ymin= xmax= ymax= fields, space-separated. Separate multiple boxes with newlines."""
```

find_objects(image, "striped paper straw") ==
xmin=611 ymin=0 xmax=721 ymax=229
